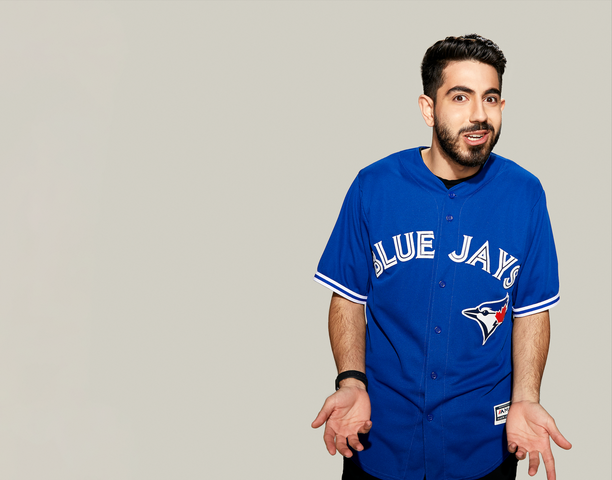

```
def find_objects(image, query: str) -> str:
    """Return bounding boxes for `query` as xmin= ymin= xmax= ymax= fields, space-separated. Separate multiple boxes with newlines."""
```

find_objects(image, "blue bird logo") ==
xmin=461 ymin=293 xmax=510 ymax=345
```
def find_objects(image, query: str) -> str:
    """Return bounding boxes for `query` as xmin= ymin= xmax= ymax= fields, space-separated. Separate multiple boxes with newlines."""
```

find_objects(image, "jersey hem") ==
xmin=313 ymin=272 xmax=367 ymax=305
xmin=354 ymin=453 xmax=509 ymax=480
xmin=512 ymin=293 xmax=560 ymax=318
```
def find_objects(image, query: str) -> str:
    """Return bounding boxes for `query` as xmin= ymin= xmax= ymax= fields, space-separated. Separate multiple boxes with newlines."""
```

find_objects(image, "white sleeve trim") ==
xmin=513 ymin=293 xmax=560 ymax=313
xmin=512 ymin=293 xmax=560 ymax=318
xmin=313 ymin=272 xmax=367 ymax=305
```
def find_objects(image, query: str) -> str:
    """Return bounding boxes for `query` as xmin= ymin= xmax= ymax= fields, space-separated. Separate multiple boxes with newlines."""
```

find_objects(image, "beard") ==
xmin=434 ymin=114 xmax=501 ymax=168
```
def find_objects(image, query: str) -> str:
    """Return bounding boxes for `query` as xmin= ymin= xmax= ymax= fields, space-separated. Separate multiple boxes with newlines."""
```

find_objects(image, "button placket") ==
xmin=425 ymin=191 xmax=458 ymax=437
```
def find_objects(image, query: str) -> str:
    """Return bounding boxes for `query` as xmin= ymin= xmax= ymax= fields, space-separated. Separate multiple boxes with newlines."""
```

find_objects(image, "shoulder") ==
xmin=357 ymin=147 xmax=421 ymax=185
xmin=490 ymin=153 xmax=543 ymax=189
xmin=488 ymin=153 xmax=546 ymax=206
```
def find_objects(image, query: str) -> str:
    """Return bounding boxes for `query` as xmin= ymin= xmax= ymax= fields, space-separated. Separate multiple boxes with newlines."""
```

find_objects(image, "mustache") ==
xmin=459 ymin=123 xmax=494 ymax=134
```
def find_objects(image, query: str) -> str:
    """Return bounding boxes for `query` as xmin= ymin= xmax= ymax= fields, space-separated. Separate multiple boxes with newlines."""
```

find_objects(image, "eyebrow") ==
xmin=445 ymin=86 xmax=502 ymax=96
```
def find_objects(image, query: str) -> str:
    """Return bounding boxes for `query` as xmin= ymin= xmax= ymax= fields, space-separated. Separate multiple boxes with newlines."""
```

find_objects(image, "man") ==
xmin=311 ymin=35 xmax=571 ymax=480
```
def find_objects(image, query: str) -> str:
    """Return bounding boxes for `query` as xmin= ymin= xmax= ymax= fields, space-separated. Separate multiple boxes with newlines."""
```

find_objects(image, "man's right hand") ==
xmin=311 ymin=380 xmax=372 ymax=457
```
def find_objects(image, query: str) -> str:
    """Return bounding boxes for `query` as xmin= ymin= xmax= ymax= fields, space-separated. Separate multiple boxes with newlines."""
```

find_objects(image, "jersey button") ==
xmin=446 ymin=215 xmax=454 ymax=222
xmin=427 ymin=414 xmax=434 ymax=421
xmin=434 ymin=326 xmax=442 ymax=334
xmin=439 ymin=280 xmax=446 ymax=288
xmin=449 ymin=192 xmax=456 ymax=199
xmin=431 ymin=372 xmax=438 ymax=380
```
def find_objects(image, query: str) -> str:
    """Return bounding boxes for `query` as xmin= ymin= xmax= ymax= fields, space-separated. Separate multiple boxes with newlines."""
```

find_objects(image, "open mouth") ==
xmin=463 ymin=130 xmax=489 ymax=146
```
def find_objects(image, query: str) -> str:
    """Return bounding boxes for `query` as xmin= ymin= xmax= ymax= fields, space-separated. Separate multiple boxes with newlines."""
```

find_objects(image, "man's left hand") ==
xmin=506 ymin=400 xmax=572 ymax=480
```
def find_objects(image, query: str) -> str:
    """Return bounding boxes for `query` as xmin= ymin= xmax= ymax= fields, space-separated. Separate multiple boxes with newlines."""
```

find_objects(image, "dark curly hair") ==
xmin=421 ymin=34 xmax=507 ymax=101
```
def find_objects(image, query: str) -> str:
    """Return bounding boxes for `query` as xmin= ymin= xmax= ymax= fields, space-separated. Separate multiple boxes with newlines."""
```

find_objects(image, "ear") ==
xmin=500 ymin=98 xmax=506 ymax=112
xmin=418 ymin=94 xmax=435 ymax=127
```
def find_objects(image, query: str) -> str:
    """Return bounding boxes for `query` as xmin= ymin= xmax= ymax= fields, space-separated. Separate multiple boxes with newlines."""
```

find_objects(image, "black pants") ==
xmin=342 ymin=454 xmax=518 ymax=480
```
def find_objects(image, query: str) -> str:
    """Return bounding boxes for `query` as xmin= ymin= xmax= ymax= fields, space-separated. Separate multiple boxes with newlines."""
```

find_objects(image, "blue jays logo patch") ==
xmin=462 ymin=294 xmax=509 ymax=345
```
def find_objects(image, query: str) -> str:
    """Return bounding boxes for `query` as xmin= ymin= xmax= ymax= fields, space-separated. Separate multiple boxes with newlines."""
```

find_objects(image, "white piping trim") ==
xmin=513 ymin=299 xmax=560 ymax=318
xmin=314 ymin=272 xmax=368 ymax=300
xmin=512 ymin=293 xmax=560 ymax=313
xmin=313 ymin=277 xmax=367 ymax=305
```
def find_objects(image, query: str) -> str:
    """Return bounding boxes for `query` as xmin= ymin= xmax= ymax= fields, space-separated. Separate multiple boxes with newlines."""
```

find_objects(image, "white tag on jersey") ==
xmin=494 ymin=401 xmax=511 ymax=425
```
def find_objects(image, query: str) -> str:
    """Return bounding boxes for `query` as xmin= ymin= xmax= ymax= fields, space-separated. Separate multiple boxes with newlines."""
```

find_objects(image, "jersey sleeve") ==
xmin=314 ymin=175 xmax=371 ymax=304
xmin=512 ymin=190 xmax=560 ymax=317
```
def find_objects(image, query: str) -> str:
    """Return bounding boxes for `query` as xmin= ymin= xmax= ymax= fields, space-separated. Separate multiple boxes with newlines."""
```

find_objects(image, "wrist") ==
xmin=335 ymin=370 xmax=368 ymax=392
xmin=511 ymin=391 xmax=540 ymax=403
xmin=338 ymin=377 xmax=368 ymax=390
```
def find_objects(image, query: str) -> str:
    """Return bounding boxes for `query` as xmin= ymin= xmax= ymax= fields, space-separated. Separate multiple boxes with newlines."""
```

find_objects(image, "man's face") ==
xmin=432 ymin=61 xmax=505 ymax=168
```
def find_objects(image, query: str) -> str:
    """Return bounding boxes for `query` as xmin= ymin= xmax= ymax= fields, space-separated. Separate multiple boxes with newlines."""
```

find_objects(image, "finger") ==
xmin=515 ymin=448 xmax=527 ymax=461
xmin=547 ymin=421 xmax=572 ymax=450
xmin=358 ymin=421 xmax=372 ymax=434
xmin=507 ymin=442 xmax=517 ymax=454
xmin=347 ymin=434 xmax=364 ymax=452
xmin=322 ymin=427 xmax=337 ymax=456
xmin=336 ymin=435 xmax=353 ymax=458
xmin=528 ymin=451 xmax=540 ymax=477
xmin=311 ymin=400 xmax=333 ymax=429
xmin=541 ymin=447 xmax=557 ymax=480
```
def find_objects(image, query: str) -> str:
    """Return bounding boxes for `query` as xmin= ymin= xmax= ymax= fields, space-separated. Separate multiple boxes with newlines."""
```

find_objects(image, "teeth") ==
xmin=467 ymin=135 xmax=483 ymax=139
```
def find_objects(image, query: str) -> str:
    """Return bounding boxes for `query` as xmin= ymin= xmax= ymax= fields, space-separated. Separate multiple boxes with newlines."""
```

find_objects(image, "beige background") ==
xmin=0 ymin=1 xmax=608 ymax=479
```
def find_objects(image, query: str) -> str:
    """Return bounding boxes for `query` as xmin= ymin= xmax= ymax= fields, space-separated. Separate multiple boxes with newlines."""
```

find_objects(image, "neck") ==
xmin=421 ymin=137 xmax=481 ymax=180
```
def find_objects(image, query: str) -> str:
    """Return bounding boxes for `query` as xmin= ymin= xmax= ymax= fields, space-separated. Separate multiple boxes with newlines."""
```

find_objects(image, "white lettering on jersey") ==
xmin=372 ymin=251 xmax=383 ymax=278
xmin=416 ymin=231 xmax=435 ymax=259
xmin=503 ymin=265 xmax=520 ymax=289
xmin=449 ymin=235 xmax=473 ymax=263
xmin=374 ymin=241 xmax=397 ymax=270
xmin=372 ymin=231 xmax=520 ymax=287
xmin=393 ymin=233 xmax=415 ymax=262
xmin=466 ymin=241 xmax=491 ymax=273
xmin=493 ymin=249 xmax=518 ymax=280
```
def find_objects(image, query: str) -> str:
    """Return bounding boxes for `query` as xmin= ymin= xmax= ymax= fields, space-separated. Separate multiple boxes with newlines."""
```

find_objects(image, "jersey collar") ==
xmin=400 ymin=146 xmax=503 ymax=194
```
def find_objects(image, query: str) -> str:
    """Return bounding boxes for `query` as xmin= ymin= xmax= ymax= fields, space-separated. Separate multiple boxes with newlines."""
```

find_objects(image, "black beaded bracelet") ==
xmin=335 ymin=370 xmax=368 ymax=391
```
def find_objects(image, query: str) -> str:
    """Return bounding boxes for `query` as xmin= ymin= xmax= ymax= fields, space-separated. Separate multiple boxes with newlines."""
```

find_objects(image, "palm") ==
xmin=506 ymin=401 xmax=571 ymax=480
xmin=324 ymin=388 xmax=371 ymax=437
xmin=312 ymin=386 xmax=372 ymax=457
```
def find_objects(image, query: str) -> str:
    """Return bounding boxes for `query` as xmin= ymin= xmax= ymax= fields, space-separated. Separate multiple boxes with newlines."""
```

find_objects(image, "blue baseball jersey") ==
xmin=314 ymin=148 xmax=559 ymax=480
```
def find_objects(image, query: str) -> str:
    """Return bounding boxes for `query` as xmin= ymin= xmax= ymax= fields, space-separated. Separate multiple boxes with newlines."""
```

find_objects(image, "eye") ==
xmin=453 ymin=94 xmax=467 ymax=102
xmin=484 ymin=96 xmax=499 ymax=104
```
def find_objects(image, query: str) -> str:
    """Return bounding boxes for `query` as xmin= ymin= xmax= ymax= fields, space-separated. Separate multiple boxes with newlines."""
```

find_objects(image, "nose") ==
xmin=469 ymin=100 xmax=488 ymax=124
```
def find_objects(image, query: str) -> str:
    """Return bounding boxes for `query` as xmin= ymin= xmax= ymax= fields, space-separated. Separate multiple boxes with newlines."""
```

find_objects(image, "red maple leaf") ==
xmin=495 ymin=305 xmax=507 ymax=324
